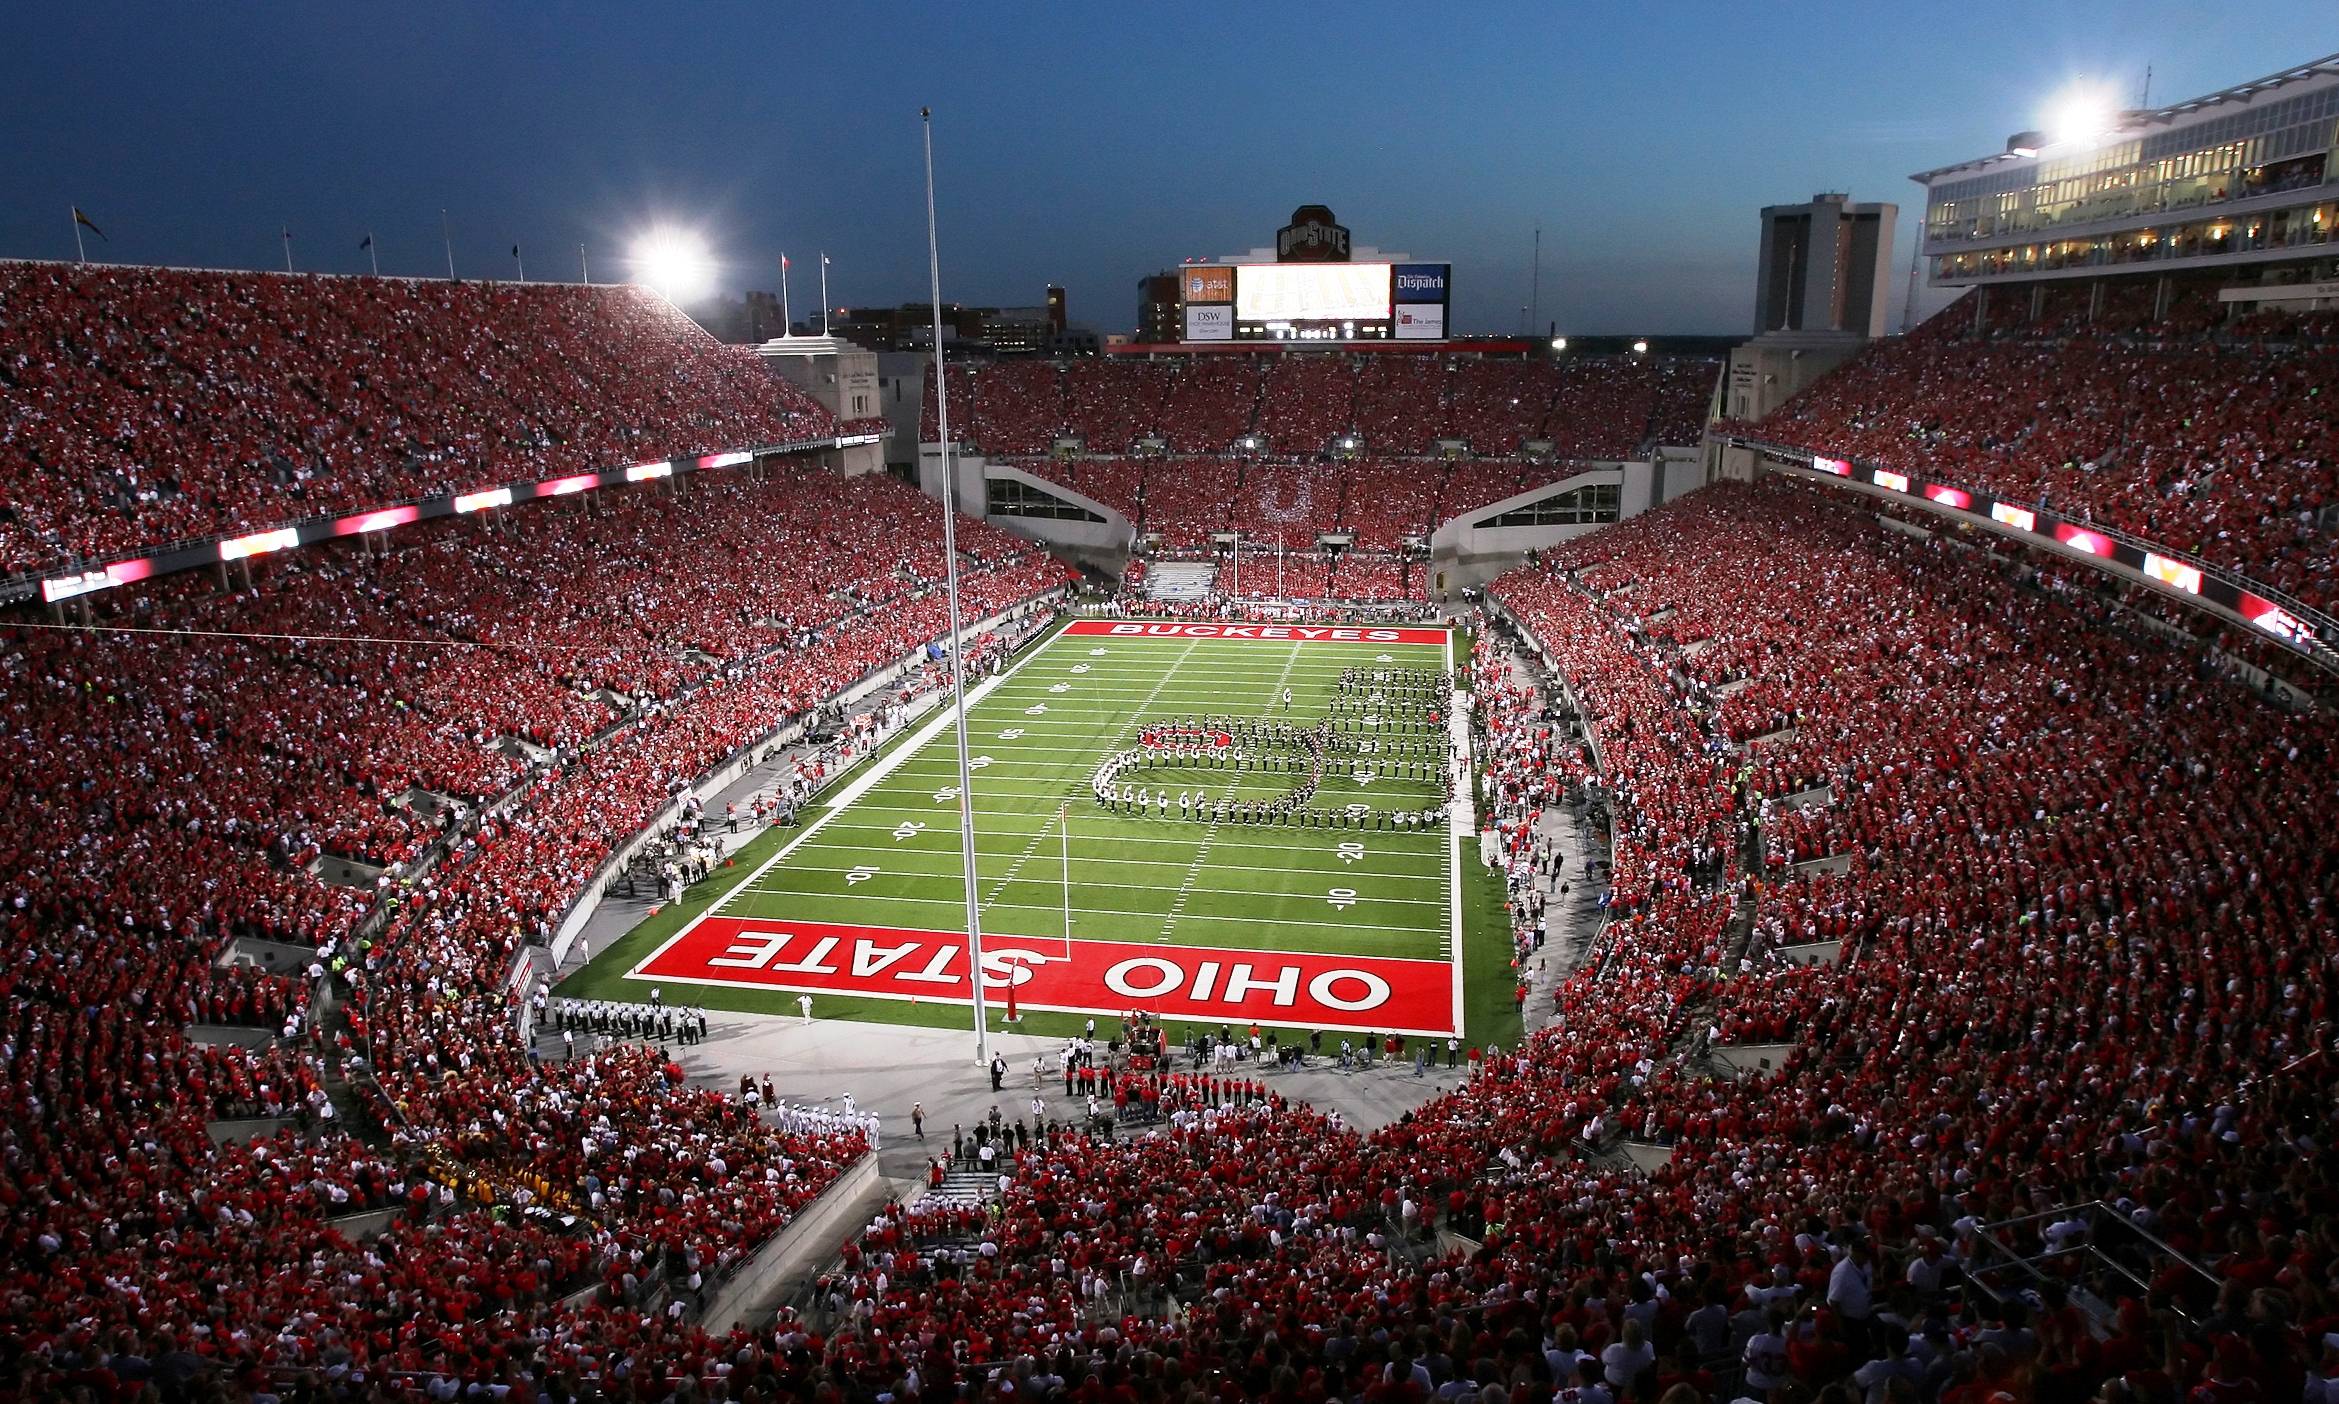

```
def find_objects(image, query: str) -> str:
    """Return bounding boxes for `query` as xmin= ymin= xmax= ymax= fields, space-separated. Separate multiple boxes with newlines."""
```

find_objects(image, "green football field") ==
xmin=565 ymin=618 xmax=1522 ymax=1044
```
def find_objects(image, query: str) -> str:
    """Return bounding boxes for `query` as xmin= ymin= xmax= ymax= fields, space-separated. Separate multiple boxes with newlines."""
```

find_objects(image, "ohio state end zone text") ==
xmin=632 ymin=917 xmax=1458 ymax=1036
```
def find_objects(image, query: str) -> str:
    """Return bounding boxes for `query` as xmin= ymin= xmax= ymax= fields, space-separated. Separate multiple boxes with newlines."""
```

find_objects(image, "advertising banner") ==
xmin=1185 ymin=304 xmax=1234 ymax=340
xmin=1393 ymin=305 xmax=1446 ymax=340
xmin=1181 ymin=266 xmax=1234 ymax=303
xmin=1391 ymin=263 xmax=1450 ymax=303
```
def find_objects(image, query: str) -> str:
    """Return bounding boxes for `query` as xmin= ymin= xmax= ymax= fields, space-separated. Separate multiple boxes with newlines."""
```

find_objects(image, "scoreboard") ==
xmin=1179 ymin=261 xmax=1451 ymax=342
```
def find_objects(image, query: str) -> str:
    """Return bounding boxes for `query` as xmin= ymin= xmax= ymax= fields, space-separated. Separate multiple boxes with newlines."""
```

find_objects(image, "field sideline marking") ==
xmin=656 ymin=620 xmax=1063 ymax=941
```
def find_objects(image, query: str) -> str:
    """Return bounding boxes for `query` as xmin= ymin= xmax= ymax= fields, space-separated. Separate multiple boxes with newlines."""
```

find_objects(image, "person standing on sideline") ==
xmin=990 ymin=1055 xmax=1006 ymax=1091
xmin=911 ymin=1102 xmax=925 ymax=1140
xmin=798 ymin=993 xmax=813 ymax=1024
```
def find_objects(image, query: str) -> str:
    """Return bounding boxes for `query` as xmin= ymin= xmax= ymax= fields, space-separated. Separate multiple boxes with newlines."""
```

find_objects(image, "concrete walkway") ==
xmin=1483 ymin=630 xmax=1612 ymax=1037
xmin=535 ymin=1007 xmax=1477 ymax=1188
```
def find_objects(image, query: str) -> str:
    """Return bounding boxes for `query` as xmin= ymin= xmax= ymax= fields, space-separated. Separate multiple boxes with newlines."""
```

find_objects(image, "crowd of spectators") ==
xmin=765 ymin=476 xmax=2335 ymax=1404
xmin=1746 ymin=287 xmax=2339 ymax=612
xmin=13 ymin=255 xmax=2335 ymax=1403
xmin=0 ymin=262 xmax=841 ymax=573
xmin=0 ymin=450 xmax=1073 ymax=1394
xmin=928 ymin=353 xmax=1716 ymax=459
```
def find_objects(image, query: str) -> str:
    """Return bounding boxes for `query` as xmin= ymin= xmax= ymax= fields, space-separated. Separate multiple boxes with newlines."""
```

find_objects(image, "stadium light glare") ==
xmin=630 ymin=227 xmax=712 ymax=302
xmin=2044 ymin=83 xmax=2120 ymax=150
xmin=1631 ymin=339 xmax=1648 ymax=355
xmin=1550 ymin=336 xmax=1567 ymax=351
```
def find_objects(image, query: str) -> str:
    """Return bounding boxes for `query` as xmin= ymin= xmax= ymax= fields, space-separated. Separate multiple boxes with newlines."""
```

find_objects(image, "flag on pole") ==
xmin=359 ymin=234 xmax=372 ymax=251
xmin=73 ymin=207 xmax=108 ymax=241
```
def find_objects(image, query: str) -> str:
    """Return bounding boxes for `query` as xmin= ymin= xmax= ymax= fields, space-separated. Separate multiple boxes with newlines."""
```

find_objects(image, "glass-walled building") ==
xmin=1917 ymin=55 xmax=2339 ymax=287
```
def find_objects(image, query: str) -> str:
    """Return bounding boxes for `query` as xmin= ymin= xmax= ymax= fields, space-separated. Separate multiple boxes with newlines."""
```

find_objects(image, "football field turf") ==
xmin=569 ymin=618 xmax=1517 ymax=1042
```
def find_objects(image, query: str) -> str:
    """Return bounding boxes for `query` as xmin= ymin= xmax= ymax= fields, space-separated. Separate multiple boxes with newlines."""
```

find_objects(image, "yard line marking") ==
xmin=750 ymin=864 xmax=1449 ymax=908
xmin=800 ymin=820 xmax=1443 ymax=858
xmin=733 ymin=887 xmax=1432 ymax=934
xmin=977 ymin=807 xmax=1063 ymax=911
xmin=1160 ymin=820 xmax=1222 ymax=942
xmin=1107 ymin=638 xmax=1205 ymax=746
xmin=766 ymin=852 xmax=1442 ymax=881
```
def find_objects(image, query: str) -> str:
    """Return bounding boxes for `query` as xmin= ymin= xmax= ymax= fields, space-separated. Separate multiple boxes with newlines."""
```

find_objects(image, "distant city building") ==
xmin=831 ymin=288 xmax=1080 ymax=355
xmin=677 ymin=288 xmax=795 ymax=344
xmin=1730 ymin=193 xmax=1897 ymax=422
xmin=1137 ymin=272 xmax=1180 ymax=342
xmin=1755 ymin=193 xmax=1896 ymax=336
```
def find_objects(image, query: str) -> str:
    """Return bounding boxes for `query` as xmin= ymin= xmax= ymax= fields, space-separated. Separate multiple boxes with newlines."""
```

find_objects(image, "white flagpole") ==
xmin=71 ymin=208 xmax=85 ymax=264
xmin=514 ymin=246 xmax=525 ymax=282
xmin=283 ymin=228 xmax=295 ymax=274
xmin=580 ymin=245 xmax=590 ymax=285
xmin=366 ymin=233 xmax=379 ymax=276
xmin=780 ymin=255 xmax=791 ymax=334
xmin=819 ymin=253 xmax=831 ymax=336
xmin=924 ymin=106 xmax=989 ymax=1061
xmin=441 ymin=209 xmax=455 ymax=280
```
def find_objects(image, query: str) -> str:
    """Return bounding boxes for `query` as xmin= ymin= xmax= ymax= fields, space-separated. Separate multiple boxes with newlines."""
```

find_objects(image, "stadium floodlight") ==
xmin=1632 ymin=339 xmax=1649 ymax=355
xmin=1551 ymin=336 xmax=1568 ymax=351
xmin=2044 ymin=83 xmax=2121 ymax=151
xmin=630 ymin=227 xmax=712 ymax=302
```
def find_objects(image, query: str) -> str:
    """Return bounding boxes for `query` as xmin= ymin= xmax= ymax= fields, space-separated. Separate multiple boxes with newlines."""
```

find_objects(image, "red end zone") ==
xmin=634 ymin=916 xmax=1457 ymax=1036
xmin=1066 ymin=620 xmax=1447 ymax=646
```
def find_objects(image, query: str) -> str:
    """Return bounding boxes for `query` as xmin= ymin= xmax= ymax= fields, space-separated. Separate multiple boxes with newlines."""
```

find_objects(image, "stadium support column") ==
xmin=924 ymin=106 xmax=991 ymax=1062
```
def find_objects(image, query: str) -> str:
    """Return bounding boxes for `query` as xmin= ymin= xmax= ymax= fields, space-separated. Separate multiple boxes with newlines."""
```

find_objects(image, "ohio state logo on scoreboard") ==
xmin=1276 ymin=204 xmax=1351 ymax=262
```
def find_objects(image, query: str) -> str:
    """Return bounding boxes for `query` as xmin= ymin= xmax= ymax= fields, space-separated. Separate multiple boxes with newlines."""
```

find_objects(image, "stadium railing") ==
xmin=12 ymin=430 xmax=886 ymax=608
xmin=1721 ymin=432 xmax=2339 ymax=677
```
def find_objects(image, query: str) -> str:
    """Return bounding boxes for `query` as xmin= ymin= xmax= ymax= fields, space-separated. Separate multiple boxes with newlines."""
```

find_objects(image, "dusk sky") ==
xmin=3 ymin=3 xmax=2330 ymax=336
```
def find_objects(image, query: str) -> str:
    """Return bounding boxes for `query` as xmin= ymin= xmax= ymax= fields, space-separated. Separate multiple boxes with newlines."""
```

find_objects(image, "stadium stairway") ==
xmin=921 ymin=1166 xmax=1004 ymax=1210
xmin=1143 ymin=561 xmax=1218 ymax=603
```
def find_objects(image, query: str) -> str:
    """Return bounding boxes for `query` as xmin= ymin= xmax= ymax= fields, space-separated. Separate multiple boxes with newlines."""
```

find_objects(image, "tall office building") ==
xmin=1755 ymin=193 xmax=1897 ymax=336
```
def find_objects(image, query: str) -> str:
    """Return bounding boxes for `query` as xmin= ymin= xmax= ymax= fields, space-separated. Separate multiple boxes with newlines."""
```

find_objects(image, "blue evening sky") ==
xmin=1 ymin=3 xmax=2327 ymax=334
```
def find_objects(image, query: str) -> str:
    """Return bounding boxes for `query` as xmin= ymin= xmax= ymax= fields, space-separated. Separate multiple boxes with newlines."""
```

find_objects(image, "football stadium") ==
xmin=3 ymin=9 xmax=2338 ymax=1404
